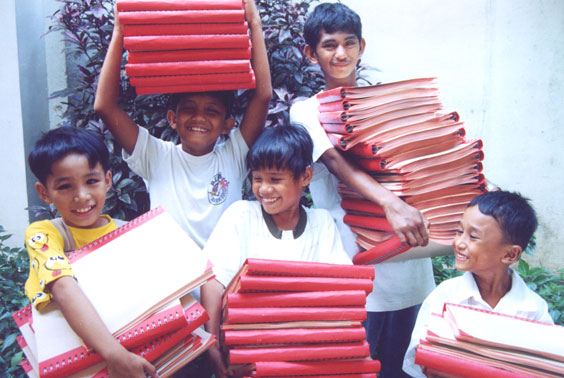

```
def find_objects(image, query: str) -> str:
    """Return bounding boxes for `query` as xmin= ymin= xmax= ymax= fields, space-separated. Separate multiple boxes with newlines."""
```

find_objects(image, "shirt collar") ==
xmin=261 ymin=205 xmax=307 ymax=240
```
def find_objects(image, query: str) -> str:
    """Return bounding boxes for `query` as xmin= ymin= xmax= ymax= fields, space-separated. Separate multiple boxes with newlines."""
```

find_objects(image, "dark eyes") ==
xmin=56 ymin=184 xmax=72 ymax=190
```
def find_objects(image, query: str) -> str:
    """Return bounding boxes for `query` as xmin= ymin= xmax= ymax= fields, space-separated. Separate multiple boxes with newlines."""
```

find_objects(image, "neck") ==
xmin=472 ymin=268 xmax=512 ymax=309
xmin=271 ymin=207 xmax=301 ymax=231
xmin=324 ymin=73 xmax=358 ymax=91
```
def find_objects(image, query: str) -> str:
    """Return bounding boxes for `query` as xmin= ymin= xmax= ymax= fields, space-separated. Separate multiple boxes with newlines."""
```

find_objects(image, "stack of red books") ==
xmin=117 ymin=0 xmax=256 ymax=95
xmin=316 ymin=78 xmax=487 ymax=264
xmin=222 ymin=258 xmax=381 ymax=377
xmin=415 ymin=303 xmax=564 ymax=377
xmin=12 ymin=208 xmax=216 ymax=378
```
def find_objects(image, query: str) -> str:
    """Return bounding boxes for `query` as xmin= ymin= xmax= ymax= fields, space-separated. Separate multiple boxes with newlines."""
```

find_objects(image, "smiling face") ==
xmin=35 ymin=153 xmax=112 ymax=229
xmin=453 ymin=205 xmax=516 ymax=274
xmin=251 ymin=167 xmax=312 ymax=230
xmin=305 ymin=29 xmax=365 ymax=90
xmin=167 ymin=93 xmax=235 ymax=156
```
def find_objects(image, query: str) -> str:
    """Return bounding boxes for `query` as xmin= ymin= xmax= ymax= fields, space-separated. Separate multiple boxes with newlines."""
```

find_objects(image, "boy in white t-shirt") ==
xmin=201 ymin=123 xmax=351 ymax=378
xmin=403 ymin=191 xmax=554 ymax=377
xmin=94 ymin=0 xmax=271 ymax=248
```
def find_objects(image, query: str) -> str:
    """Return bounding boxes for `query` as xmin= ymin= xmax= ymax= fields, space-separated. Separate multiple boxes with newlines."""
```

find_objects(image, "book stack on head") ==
xmin=316 ymin=78 xmax=487 ymax=264
xmin=221 ymin=258 xmax=382 ymax=377
xmin=415 ymin=303 xmax=564 ymax=377
xmin=12 ymin=207 xmax=216 ymax=378
xmin=117 ymin=0 xmax=256 ymax=95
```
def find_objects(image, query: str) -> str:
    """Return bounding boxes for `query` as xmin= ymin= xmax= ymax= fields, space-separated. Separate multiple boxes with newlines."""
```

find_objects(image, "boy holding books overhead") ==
xmin=94 ymin=0 xmax=271 ymax=249
xmin=289 ymin=3 xmax=435 ymax=376
xmin=201 ymin=123 xmax=352 ymax=378
xmin=25 ymin=127 xmax=156 ymax=378
xmin=402 ymin=191 xmax=554 ymax=377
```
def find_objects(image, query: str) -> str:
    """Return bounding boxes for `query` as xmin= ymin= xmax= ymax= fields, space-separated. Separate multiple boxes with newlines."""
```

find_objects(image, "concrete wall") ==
xmin=335 ymin=0 xmax=564 ymax=270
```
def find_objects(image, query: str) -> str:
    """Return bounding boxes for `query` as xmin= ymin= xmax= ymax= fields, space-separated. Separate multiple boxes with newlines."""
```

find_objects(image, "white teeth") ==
xmin=75 ymin=206 xmax=93 ymax=213
xmin=189 ymin=127 xmax=206 ymax=132
xmin=262 ymin=198 xmax=278 ymax=203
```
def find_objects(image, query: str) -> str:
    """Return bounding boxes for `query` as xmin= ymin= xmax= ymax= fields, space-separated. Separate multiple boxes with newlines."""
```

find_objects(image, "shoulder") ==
xmin=25 ymin=219 xmax=60 ymax=240
xmin=222 ymin=200 xmax=261 ymax=220
xmin=510 ymin=269 xmax=552 ymax=313
xmin=290 ymin=95 xmax=319 ymax=118
xmin=426 ymin=273 xmax=467 ymax=301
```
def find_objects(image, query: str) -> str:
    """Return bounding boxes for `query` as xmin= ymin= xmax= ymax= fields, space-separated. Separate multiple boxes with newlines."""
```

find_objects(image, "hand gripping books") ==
xmin=316 ymin=78 xmax=488 ymax=264
xmin=116 ymin=0 xmax=255 ymax=95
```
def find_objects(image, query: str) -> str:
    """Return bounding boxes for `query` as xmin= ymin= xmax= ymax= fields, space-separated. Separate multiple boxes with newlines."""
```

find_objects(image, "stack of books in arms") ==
xmin=221 ymin=258 xmax=382 ymax=377
xmin=117 ymin=0 xmax=256 ymax=95
xmin=316 ymin=78 xmax=487 ymax=264
xmin=12 ymin=207 xmax=216 ymax=378
xmin=415 ymin=303 xmax=564 ymax=377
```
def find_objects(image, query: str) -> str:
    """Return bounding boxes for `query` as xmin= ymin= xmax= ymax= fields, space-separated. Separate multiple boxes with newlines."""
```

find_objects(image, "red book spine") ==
xmin=130 ymin=72 xmax=255 ymax=87
xmin=238 ymin=275 xmax=374 ymax=294
xmin=117 ymin=0 xmax=244 ymax=12
xmin=343 ymin=214 xmax=394 ymax=232
xmin=223 ymin=326 xmax=367 ymax=346
xmin=127 ymin=48 xmax=252 ymax=64
xmin=226 ymin=290 xmax=367 ymax=308
xmin=135 ymin=79 xmax=256 ymax=95
xmin=244 ymin=258 xmax=375 ymax=279
xmin=123 ymin=34 xmax=250 ymax=52
xmin=352 ymin=236 xmax=410 ymax=265
xmin=254 ymin=359 xmax=381 ymax=376
xmin=125 ymin=60 xmax=251 ymax=77
xmin=228 ymin=341 xmax=370 ymax=364
xmin=118 ymin=10 xmax=245 ymax=25
xmin=123 ymin=22 xmax=248 ymax=37
xmin=341 ymin=200 xmax=386 ymax=217
xmin=225 ymin=307 xmax=367 ymax=324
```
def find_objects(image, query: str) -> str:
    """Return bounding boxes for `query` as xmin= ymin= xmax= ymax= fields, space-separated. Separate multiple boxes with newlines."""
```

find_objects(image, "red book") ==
xmin=224 ymin=307 xmax=368 ymax=324
xmin=124 ymin=34 xmax=251 ymax=52
xmin=223 ymin=326 xmax=367 ymax=346
xmin=118 ymin=10 xmax=245 ymax=25
xmin=343 ymin=214 xmax=393 ymax=232
xmin=352 ymin=236 xmax=410 ymax=265
xmin=226 ymin=290 xmax=367 ymax=308
xmin=117 ymin=0 xmax=244 ymax=12
xmin=253 ymin=359 xmax=381 ymax=376
xmin=228 ymin=341 xmax=370 ymax=364
xmin=123 ymin=22 xmax=248 ymax=37
xmin=126 ymin=60 xmax=251 ymax=77
xmin=130 ymin=72 xmax=255 ymax=87
xmin=127 ymin=47 xmax=252 ymax=64
xmin=340 ymin=200 xmax=386 ymax=217
xmin=233 ymin=275 xmax=374 ymax=294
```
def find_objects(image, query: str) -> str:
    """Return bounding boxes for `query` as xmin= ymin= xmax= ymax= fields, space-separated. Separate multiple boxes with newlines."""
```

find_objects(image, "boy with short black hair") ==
xmin=290 ymin=3 xmax=435 ymax=377
xmin=26 ymin=127 xmax=156 ymax=378
xmin=94 ymin=0 xmax=271 ymax=248
xmin=201 ymin=123 xmax=352 ymax=378
xmin=402 ymin=191 xmax=554 ymax=377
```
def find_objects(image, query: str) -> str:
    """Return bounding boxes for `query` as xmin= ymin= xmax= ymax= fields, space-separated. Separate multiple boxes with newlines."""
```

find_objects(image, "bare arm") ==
xmin=238 ymin=0 xmax=272 ymax=146
xmin=93 ymin=6 xmax=139 ymax=155
xmin=51 ymin=277 xmax=157 ymax=378
xmin=321 ymin=148 xmax=429 ymax=247
xmin=201 ymin=278 xmax=229 ymax=378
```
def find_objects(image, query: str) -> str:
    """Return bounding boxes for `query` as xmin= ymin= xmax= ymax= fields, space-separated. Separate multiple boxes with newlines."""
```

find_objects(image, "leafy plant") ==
xmin=0 ymin=227 xmax=28 ymax=377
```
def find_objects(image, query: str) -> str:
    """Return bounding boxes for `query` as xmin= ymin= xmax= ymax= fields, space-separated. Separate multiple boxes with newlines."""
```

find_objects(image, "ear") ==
xmin=104 ymin=170 xmax=113 ymax=193
xmin=35 ymin=182 xmax=52 ymax=204
xmin=166 ymin=110 xmax=177 ymax=130
xmin=502 ymin=245 xmax=522 ymax=265
xmin=222 ymin=117 xmax=236 ymax=135
xmin=304 ymin=44 xmax=318 ymax=65
xmin=359 ymin=38 xmax=366 ymax=59
xmin=300 ymin=166 xmax=313 ymax=187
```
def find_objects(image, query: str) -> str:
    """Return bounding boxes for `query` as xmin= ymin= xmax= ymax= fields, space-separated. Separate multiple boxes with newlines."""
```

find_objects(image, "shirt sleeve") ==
xmin=24 ymin=221 xmax=75 ymax=310
xmin=290 ymin=98 xmax=334 ymax=162
xmin=122 ymin=126 xmax=166 ymax=180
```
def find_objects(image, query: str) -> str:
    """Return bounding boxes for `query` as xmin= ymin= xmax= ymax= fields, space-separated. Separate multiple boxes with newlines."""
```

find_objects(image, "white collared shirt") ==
xmin=402 ymin=269 xmax=554 ymax=377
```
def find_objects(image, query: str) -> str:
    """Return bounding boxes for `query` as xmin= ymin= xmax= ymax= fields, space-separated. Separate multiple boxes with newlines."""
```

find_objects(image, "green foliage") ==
xmin=0 ymin=227 xmax=29 ymax=377
xmin=432 ymin=255 xmax=564 ymax=325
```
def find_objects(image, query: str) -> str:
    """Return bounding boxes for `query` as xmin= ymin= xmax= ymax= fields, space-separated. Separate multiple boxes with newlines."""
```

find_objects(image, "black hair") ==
xmin=468 ymin=191 xmax=538 ymax=250
xmin=304 ymin=2 xmax=362 ymax=49
xmin=169 ymin=91 xmax=235 ymax=118
xmin=28 ymin=127 xmax=110 ymax=184
xmin=247 ymin=123 xmax=313 ymax=180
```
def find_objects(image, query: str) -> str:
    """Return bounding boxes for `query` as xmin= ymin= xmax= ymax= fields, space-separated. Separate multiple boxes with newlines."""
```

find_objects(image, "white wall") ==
xmin=336 ymin=0 xmax=564 ymax=270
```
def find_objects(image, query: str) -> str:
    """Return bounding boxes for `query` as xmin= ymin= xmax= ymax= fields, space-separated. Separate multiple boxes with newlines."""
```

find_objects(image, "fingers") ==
xmin=143 ymin=360 xmax=158 ymax=378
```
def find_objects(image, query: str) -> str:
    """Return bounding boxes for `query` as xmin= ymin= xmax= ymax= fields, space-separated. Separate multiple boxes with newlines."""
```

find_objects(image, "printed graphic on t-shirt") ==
xmin=208 ymin=173 xmax=229 ymax=205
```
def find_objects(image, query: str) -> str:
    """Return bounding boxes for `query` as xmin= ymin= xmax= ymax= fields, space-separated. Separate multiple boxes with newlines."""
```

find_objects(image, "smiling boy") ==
xmin=402 ymin=191 xmax=554 ymax=377
xmin=200 ymin=123 xmax=351 ymax=378
xmin=26 ymin=127 xmax=156 ymax=378
xmin=289 ymin=4 xmax=435 ymax=377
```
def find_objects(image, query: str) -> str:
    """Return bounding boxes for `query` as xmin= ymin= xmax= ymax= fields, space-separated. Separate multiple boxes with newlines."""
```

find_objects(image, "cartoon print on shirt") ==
xmin=32 ymin=291 xmax=48 ymax=306
xmin=208 ymin=172 xmax=229 ymax=205
xmin=44 ymin=255 xmax=71 ymax=277
xmin=28 ymin=232 xmax=49 ymax=252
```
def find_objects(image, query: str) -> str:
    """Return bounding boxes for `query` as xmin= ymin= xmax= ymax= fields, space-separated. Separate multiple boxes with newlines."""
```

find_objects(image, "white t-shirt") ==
xmin=205 ymin=200 xmax=352 ymax=287
xmin=124 ymin=127 xmax=249 ymax=248
xmin=402 ymin=269 xmax=554 ymax=378
xmin=290 ymin=95 xmax=436 ymax=312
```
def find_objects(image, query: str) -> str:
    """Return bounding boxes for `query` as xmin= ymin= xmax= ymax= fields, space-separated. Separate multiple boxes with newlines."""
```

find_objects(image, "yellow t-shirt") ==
xmin=24 ymin=215 xmax=118 ymax=310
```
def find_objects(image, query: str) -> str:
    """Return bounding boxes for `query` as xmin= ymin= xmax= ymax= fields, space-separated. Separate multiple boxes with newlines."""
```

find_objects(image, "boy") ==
xmin=26 ymin=127 xmax=156 ymax=378
xmin=201 ymin=124 xmax=352 ymax=378
xmin=402 ymin=191 xmax=554 ymax=377
xmin=289 ymin=3 xmax=435 ymax=377
xmin=94 ymin=0 xmax=272 ymax=248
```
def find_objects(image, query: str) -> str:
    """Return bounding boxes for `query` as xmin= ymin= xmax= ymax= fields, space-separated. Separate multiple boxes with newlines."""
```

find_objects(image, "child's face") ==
xmin=167 ymin=93 xmax=235 ymax=156
xmin=306 ymin=29 xmax=365 ymax=88
xmin=251 ymin=167 xmax=312 ymax=228
xmin=35 ymin=153 xmax=112 ymax=229
xmin=453 ymin=205 xmax=511 ymax=273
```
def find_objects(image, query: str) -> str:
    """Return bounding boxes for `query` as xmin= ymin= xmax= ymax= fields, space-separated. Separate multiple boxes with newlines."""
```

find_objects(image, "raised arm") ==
xmin=238 ymin=0 xmax=272 ymax=146
xmin=51 ymin=277 xmax=157 ymax=378
xmin=321 ymin=148 xmax=429 ymax=247
xmin=93 ymin=6 xmax=139 ymax=155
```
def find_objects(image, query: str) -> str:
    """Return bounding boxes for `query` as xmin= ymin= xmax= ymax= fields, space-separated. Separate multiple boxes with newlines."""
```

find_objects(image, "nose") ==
xmin=335 ymin=44 xmax=347 ymax=59
xmin=259 ymin=181 xmax=274 ymax=196
xmin=453 ymin=233 xmax=466 ymax=250
xmin=74 ymin=186 xmax=91 ymax=201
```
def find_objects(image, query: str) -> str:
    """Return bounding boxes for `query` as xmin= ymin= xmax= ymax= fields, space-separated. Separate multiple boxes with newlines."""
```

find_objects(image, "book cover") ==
xmin=223 ymin=326 xmax=367 ymax=346
xmin=253 ymin=359 xmax=381 ymax=376
xmin=226 ymin=290 xmax=367 ymax=308
xmin=224 ymin=307 xmax=368 ymax=324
